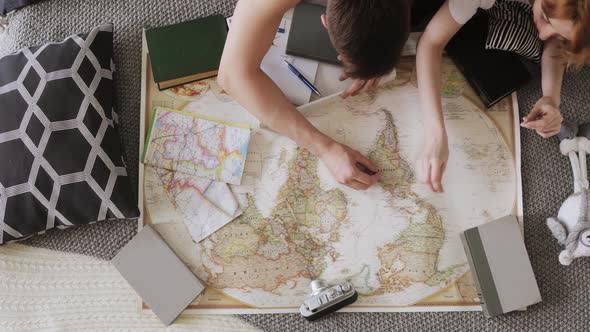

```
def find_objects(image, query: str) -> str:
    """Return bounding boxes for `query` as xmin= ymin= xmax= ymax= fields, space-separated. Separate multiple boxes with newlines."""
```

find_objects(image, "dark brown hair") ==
xmin=543 ymin=0 xmax=590 ymax=65
xmin=326 ymin=0 xmax=411 ymax=79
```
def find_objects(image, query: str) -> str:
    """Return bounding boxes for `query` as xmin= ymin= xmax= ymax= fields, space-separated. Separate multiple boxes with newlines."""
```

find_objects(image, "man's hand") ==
xmin=337 ymin=55 xmax=383 ymax=99
xmin=340 ymin=72 xmax=382 ymax=99
xmin=416 ymin=132 xmax=448 ymax=193
xmin=318 ymin=141 xmax=382 ymax=190
xmin=521 ymin=96 xmax=563 ymax=138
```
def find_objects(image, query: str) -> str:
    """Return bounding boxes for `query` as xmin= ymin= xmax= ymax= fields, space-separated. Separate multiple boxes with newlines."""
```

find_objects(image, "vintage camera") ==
xmin=299 ymin=279 xmax=358 ymax=321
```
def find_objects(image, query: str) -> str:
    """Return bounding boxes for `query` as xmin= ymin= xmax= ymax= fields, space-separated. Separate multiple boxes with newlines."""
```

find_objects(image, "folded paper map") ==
xmin=143 ymin=108 xmax=251 ymax=185
xmin=144 ymin=165 xmax=242 ymax=243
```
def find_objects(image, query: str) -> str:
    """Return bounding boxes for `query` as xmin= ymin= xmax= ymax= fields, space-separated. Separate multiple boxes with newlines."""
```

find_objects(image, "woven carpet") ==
xmin=1 ymin=0 xmax=589 ymax=331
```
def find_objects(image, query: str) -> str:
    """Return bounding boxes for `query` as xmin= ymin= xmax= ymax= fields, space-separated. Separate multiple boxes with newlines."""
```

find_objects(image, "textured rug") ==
xmin=1 ymin=0 xmax=589 ymax=331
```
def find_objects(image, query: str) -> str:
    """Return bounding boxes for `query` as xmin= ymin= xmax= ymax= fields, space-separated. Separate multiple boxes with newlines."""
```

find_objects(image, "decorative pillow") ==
xmin=0 ymin=24 xmax=139 ymax=244
xmin=1 ymin=0 xmax=40 ymax=15
xmin=486 ymin=0 xmax=543 ymax=62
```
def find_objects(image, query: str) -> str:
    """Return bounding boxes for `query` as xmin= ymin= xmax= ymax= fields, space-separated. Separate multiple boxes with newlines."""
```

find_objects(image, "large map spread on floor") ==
xmin=140 ymin=54 xmax=520 ymax=312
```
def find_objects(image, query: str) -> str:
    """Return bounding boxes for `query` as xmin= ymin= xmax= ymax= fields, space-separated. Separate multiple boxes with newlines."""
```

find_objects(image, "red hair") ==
xmin=543 ymin=0 xmax=590 ymax=65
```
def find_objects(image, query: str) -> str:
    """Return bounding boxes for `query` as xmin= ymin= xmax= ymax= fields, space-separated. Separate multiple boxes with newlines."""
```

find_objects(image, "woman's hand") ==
xmin=521 ymin=96 xmax=563 ymax=138
xmin=318 ymin=141 xmax=382 ymax=190
xmin=416 ymin=130 xmax=449 ymax=193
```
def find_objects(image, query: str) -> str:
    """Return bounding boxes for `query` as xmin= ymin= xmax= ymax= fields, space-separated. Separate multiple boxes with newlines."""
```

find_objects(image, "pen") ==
xmin=283 ymin=60 xmax=321 ymax=97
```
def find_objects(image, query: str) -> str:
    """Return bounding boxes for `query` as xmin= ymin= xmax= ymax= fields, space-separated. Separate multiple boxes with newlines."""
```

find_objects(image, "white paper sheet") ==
xmin=227 ymin=17 xmax=319 ymax=106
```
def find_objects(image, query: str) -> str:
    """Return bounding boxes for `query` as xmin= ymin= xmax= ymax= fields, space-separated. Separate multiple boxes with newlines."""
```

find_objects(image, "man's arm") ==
xmin=218 ymin=0 xmax=381 ymax=190
xmin=219 ymin=0 xmax=325 ymax=154
xmin=521 ymin=37 xmax=564 ymax=138
xmin=415 ymin=0 xmax=462 ymax=192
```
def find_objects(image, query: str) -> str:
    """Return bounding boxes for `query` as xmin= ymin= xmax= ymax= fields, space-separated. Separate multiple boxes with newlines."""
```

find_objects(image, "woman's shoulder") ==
xmin=448 ymin=0 xmax=497 ymax=24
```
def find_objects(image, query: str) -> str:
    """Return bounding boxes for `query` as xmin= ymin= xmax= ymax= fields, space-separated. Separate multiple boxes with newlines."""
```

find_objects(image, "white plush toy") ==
xmin=547 ymin=120 xmax=590 ymax=265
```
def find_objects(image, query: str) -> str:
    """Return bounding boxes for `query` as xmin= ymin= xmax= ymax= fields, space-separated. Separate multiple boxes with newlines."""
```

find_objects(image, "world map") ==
xmin=142 ymin=59 xmax=519 ymax=311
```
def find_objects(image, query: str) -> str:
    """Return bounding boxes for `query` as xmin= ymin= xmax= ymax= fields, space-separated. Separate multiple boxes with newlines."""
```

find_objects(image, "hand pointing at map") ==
xmin=417 ymin=132 xmax=449 ymax=193
xmin=318 ymin=141 xmax=382 ymax=190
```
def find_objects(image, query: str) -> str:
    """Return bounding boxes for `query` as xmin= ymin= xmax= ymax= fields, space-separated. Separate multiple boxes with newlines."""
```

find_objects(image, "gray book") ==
xmin=461 ymin=215 xmax=542 ymax=317
xmin=111 ymin=225 xmax=205 ymax=326
xmin=286 ymin=2 xmax=340 ymax=64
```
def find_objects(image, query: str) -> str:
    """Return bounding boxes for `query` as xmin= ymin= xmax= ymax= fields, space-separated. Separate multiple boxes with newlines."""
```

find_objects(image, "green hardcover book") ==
xmin=461 ymin=215 xmax=541 ymax=317
xmin=145 ymin=15 xmax=228 ymax=90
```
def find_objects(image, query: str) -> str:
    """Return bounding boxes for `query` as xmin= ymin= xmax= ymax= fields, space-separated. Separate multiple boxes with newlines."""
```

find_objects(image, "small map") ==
xmin=143 ymin=108 xmax=251 ymax=185
xmin=144 ymin=165 xmax=242 ymax=243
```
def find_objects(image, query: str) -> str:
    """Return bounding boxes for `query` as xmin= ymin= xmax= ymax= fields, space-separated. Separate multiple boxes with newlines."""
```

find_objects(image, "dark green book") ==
xmin=145 ymin=15 xmax=228 ymax=90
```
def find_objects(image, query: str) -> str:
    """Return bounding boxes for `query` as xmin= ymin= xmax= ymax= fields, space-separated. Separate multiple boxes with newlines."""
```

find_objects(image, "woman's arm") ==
xmin=521 ymin=37 xmax=564 ymax=138
xmin=541 ymin=36 xmax=565 ymax=104
xmin=218 ymin=0 xmax=381 ymax=190
xmin=415 ymin=1 xmax=462 ymax=193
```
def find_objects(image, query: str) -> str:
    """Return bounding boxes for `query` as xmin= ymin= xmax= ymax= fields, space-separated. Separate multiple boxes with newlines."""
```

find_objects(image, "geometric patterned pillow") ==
xmin=1 ymin=0 xmax=40 ymax=15
xmin=486 ymin=0 xmax=543 ymax=62
xmin=0 ymin=24 xmax=140 ymax=244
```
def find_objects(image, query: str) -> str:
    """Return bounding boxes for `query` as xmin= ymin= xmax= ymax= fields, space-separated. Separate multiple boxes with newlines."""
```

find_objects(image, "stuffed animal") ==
xmin=547 ymin=120 xmax=590 ymax=265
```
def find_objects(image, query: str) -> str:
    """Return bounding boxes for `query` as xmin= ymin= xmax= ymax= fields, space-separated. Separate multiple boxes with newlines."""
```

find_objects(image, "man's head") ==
xmin=322 ymin=0 xmax=411 ymax=79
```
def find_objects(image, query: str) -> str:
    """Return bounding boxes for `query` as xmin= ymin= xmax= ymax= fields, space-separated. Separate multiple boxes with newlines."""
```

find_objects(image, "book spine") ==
xmin=462 ymin=228 xmax=503 ymax=317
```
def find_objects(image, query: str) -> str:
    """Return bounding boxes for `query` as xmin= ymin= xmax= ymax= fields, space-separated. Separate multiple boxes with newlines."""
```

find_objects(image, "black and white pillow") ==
xmin=486 ymin=0 xmax=543 ymax=62
xmin=0 ymin=24 xmax=139 ymax=244
xmin=1 ymin=0 xmax=40 ymax=15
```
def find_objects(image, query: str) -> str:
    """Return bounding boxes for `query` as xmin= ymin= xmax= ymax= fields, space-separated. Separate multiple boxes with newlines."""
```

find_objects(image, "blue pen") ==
xmin=283 ymin=60 xmax=321 ymax=97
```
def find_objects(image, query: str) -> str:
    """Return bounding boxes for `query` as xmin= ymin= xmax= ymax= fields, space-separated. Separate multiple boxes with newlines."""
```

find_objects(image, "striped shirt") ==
xmin=449 ymin=0 xmax=530 ymax=24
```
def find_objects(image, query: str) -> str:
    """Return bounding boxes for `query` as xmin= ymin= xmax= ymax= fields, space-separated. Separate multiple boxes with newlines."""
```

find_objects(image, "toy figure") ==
xmin=547 ymin=120 xmax=590 ymax=265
